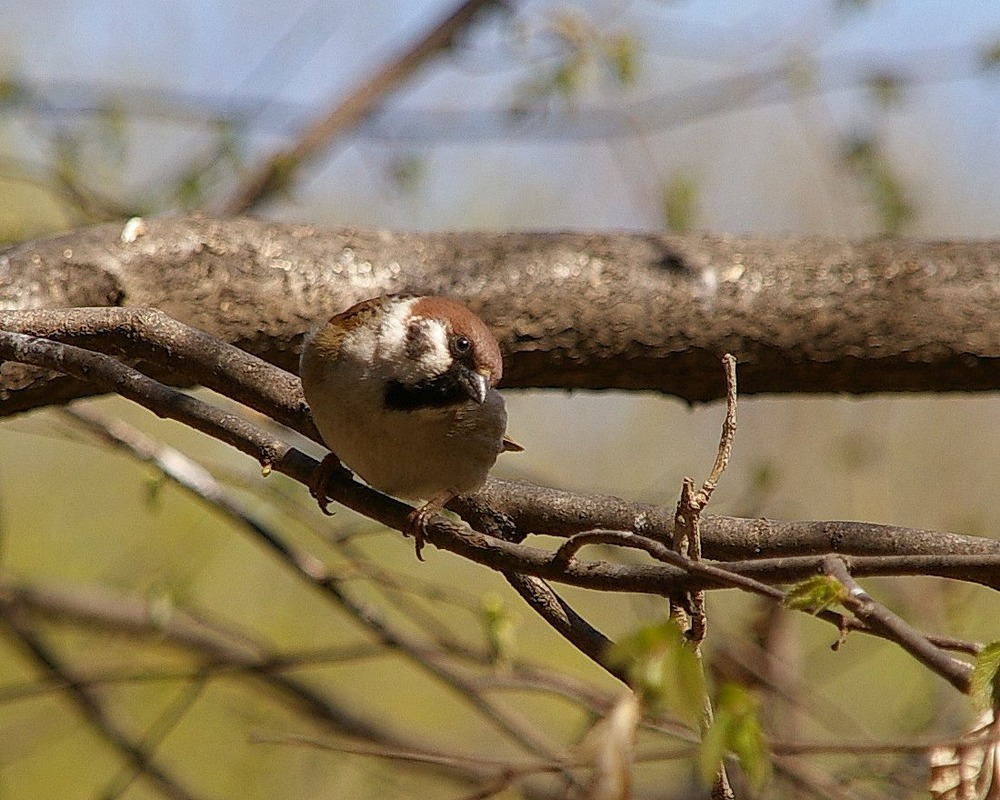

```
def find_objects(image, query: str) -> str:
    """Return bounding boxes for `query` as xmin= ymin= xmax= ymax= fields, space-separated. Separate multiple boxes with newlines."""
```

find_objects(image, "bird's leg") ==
xmin=403 ymin=491 xmax=455 ymax=561
xmin=308 ymin=453 xmax=353 ymax=515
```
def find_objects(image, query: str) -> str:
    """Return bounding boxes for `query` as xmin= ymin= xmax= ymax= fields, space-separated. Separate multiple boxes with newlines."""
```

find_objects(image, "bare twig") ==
xmin=223 ymin=0 xmax=503 ymax=213
xmin=0 ymin=577 xmax=442 ymax=755
xmin=822 ymin=555 xmax=972 ymax=693
xmin=60 ymin=405 xmax=569 ymax=767
xmin=502 ymin=572 xmax=623 ymax=680
xmin=0 ymin=331 xmax=993 ymax=637
xmin=0 ymin=606 xmax=208 ymax=800
xmin=100 ymin=680 xmax=209 ymax=800
xmin=552 ymin=529 xmax=783 ymax=602
xmin=672 ymin=353 xmax=739 ymax=643
xmin=671 ymin=355 xmax=738 ymax=800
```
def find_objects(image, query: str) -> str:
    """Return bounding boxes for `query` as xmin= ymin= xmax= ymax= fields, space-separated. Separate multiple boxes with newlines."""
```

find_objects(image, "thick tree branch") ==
xmin=4 ymin=216 xmax=1000 ymax=416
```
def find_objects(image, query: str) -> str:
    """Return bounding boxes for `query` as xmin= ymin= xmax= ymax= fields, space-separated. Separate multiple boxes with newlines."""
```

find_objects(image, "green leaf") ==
xmin=387 ymin=153 xmax=426 ymax=195
xmin=480 ymin=593 xmax=517 ymax=666
xmin=144 ymin=473 xmax=167 ymax=509
xmin=699 ymin=684 xmax=772 ymax=789
xmin=53 ymin=129 xmax=82 ymax=185
xmin=175 ymin=167 xmax=206 ymax=210
xmin=870 ymin=170 xmax=914 ymax=233
xmin=607 ymin=619 xmax=706 ymax=725
xmin=751 ymin=461 xmax=779 ymax=493
xmin=265 ymin=151 xmax=300 ymax=199
xmin=970 ymin=641 xmax=1000 ymax=711
xmin=842 ymin=135 xmax=877 ymax=169
xmin=783 ymin=575 xmax=846 ymax=614
xmin=840 ymin=134 xmax=915 ymax=233
xmin=553 ymin=57 xmax=582 ymax=98
xmin=835 ymin=0 xmax=873 ymax=11
xmin=662 ymin=172 xmax=699 ymax=233
xmin=698 ymin=705 xmax=731 ymax=785
xmin=0 ymin=76 xmax=24 ymax=107
xmin=605 ymin=33 xmax=639 ymax=86
xmin=96 ymin=103 xmax=129 ymax=164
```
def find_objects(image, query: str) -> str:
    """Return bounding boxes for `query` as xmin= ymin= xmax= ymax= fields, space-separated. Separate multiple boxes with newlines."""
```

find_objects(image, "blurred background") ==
xmin=1 ymin=1 xmax=999 ymax=797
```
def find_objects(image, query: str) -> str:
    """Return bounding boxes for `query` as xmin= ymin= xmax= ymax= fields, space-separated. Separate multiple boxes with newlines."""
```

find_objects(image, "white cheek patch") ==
xmin=404 ymin=319 xmax=452 ymax=383
xmin=374 ymin=300 xmax=453 ymax=384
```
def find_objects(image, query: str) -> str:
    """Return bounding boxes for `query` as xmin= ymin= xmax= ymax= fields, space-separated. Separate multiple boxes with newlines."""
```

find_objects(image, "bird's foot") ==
xmin=308 ymin=453 xmax=352 ymax=515
xmin=403 ymin=492 xmax=455 ymax=562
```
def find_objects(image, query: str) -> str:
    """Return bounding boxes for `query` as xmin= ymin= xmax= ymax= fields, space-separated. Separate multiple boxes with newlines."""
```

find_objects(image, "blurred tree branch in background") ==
xmin=3 ymin=1 xmax=998 ymax=236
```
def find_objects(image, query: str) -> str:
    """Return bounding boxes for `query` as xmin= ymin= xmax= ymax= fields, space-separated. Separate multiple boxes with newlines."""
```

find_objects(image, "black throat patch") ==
xmin=385 ymin=373 xmax=468 ymax=411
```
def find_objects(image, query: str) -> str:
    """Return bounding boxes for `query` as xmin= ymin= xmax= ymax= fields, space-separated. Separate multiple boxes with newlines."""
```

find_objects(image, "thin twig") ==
xmin=503 ymin=572 xmax=623 ymax=681
xmin=671 ymin=354 xmax=738 ymax=800
xmin=672 ymin=354 xmax=738 ymax=643
xmin=552 ymin=529 xmax=783 ymax=601
xmin=61 ymin=405 xmax=569 ymax=766
xmin=100 ymin=679 xmax=209 ymax=800
xmin=222 ymin=0 xmax=502 ymax=213
xmin=0 ymin=577 xmax=438 ymax=755
xmin=0 ymin=606 xmax=208 ymax=800
xmin=822 ymin=555 xmax=972 ymax=693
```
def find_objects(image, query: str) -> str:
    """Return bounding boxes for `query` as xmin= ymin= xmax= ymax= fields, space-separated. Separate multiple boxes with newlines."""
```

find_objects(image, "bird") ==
xmin=299 ymin=294 xmax=522 ymax=559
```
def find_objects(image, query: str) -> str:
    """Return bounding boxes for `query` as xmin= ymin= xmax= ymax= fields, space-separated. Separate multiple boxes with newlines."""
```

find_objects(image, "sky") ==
xmin=1 ymin=0 xmax=998 ymax=236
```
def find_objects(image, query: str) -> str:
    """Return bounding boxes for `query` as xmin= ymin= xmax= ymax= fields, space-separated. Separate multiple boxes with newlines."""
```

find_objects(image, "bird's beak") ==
xmin=458 ymin=366 xmax=490 ymax=404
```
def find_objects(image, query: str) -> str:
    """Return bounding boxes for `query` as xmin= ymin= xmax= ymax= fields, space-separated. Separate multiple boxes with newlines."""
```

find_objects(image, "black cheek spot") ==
xmin=405 ymin=321 xmax=432 ymax=361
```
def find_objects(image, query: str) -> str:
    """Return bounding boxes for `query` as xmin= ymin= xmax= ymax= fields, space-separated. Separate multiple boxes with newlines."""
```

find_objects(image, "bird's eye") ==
xmin=452 ymin=335 xmax=471 ymax=355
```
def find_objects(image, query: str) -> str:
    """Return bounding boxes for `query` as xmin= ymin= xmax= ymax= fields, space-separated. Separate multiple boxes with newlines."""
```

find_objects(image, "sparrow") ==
xmin=299 ymin=295 xmax=522 ymax=559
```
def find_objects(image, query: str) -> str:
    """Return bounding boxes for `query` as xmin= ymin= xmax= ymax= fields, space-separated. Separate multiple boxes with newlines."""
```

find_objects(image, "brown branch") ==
xmin=0 ymin=307 xmax=314 ymax=435
xmin=6 ymin=217 xmax=1000 ymax=413
xmin=468 ymin=479 xmax=1000 ymax=567
xmin=553 ymin=530 xmax=783 ymax=604
xmin=2 ymin=329 xmax=999 ymax=603
xmin=823 ymin=555 xmax=973 ymax=693
xmin=0 ymin=330 xmax=987 ymax=680
xmin=222 ymin=0 xmax=503 ymax=214
xmin=672 ymin=353 xmax=739 ymax=644
xmin=502 ymin=573 xmax=622 ymax=680
xmin=57 ymin=403 xmax=568 ymax=766
xmin=4 ymin=306 xmax=1000 ymax=585
xmin=0 ymin=577 xmax=441 ymax=754
xmin=0 ymin=574 xmax=635 ymax=750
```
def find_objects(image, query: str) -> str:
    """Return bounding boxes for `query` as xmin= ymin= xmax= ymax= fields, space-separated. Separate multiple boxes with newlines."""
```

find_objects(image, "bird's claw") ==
xmin=403 ymin=507 xmax=432 ymax=561
xmin=402 ymin=491 xmax=455 ymax=562
xmin=309 ymin=453 xmax=351 ymax=515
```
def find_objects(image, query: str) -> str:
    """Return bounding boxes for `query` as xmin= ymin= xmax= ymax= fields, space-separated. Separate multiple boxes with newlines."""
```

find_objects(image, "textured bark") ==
xmin=3 ymin=215 xmax=1000 ymax=416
